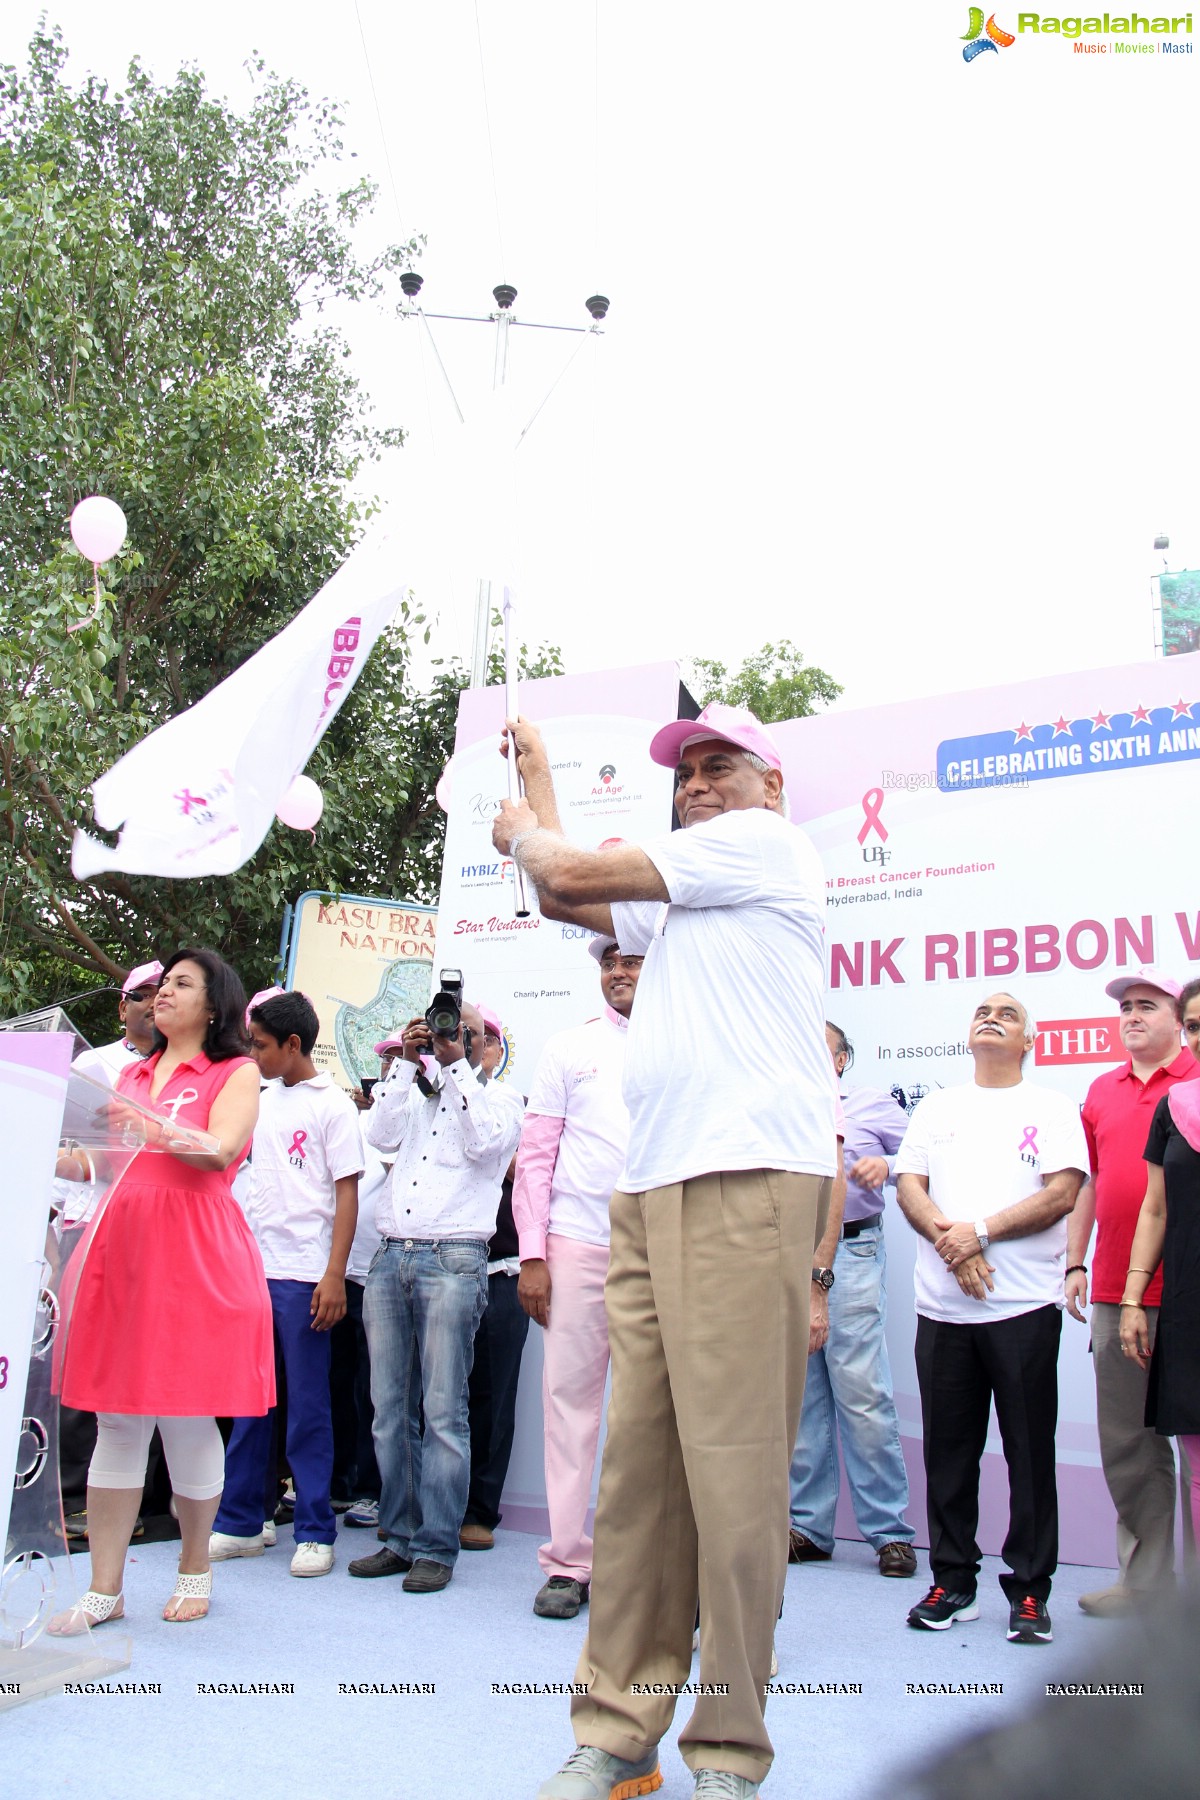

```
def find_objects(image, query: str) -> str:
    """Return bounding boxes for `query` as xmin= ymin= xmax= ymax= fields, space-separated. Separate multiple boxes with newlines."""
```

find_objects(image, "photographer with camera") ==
xmin=348 ymin=976 xmax=523 ymax=1594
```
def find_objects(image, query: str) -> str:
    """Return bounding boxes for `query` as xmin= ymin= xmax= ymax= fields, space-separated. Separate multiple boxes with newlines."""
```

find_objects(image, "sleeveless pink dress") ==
xmin=58 ymin=1051 xmax=275 ymax=1416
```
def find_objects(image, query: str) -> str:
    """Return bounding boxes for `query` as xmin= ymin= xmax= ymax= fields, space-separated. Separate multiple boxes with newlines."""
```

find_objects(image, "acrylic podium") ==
xmin=0 ymin=1013 xmax=216 ymax=1710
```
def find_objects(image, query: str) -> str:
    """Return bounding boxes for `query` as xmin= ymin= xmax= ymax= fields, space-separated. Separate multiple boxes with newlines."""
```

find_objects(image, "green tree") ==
xmin=0 ymin=28 xmax=555 ymax=1035
xmin=685 ymin=640 xmax=841 ymax=723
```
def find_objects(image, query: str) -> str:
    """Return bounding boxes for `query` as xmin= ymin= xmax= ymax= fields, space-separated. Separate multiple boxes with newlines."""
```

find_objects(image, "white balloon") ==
xmin=70 ymin=495 xmax=128 ymax=563
xmin=275 ymin=774 xmax=324 ymax=831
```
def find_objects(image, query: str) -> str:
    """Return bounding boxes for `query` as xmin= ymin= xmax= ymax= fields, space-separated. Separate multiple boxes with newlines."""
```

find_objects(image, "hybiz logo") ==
xmin=962 ymin=8 xmax=1016 ymax=58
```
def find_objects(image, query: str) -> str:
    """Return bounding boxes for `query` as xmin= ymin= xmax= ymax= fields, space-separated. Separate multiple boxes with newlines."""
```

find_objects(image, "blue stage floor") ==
xmin=4 ymin=1529 xmax=1143 ymax=1800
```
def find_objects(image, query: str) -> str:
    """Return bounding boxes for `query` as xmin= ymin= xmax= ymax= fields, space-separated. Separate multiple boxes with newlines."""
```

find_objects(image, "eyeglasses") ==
xmin=600 ymin=956 xmax=644 ymax=972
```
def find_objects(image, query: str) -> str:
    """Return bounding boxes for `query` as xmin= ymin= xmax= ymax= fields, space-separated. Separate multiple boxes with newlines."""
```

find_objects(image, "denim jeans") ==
xmin=789 ymin=1224 xmax=913 ymax=1552
xmin=363 ymin=1237 xmax=488 ymax=1567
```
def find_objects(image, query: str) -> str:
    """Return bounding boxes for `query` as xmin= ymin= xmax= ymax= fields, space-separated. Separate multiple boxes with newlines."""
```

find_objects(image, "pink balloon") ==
xmin=276 ymin=774 xmax=324 ymax=831
xmin=70 ymin=495 xmax=128 ymax=563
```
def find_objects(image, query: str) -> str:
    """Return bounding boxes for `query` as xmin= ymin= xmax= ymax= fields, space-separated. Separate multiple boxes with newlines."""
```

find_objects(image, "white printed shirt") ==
xmin=247 ymin=1072 xmax=365 ymax=1281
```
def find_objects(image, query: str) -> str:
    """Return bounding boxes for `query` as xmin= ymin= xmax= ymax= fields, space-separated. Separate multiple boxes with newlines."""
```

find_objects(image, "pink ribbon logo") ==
xmin=287 ymin=1130 xmax=308 ymax=1163
xmin=174 ymin=788 xmax=208 ymax=816
xmin=1018 ymin=1126 xmax=1039 ymax=1155
xmin=857 ymin=788 xmax=888 ymax=845
xmin=159 ymin=1088 xmax=199 ymax=1123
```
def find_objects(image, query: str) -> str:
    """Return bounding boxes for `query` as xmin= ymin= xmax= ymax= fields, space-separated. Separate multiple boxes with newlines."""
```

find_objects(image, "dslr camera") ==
xmin=425 ymin=969 xmax=466 ymax=1043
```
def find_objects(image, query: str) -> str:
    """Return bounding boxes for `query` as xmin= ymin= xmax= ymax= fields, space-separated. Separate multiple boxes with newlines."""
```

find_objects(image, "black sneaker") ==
xmin=907 ymin=1584 xmax=980 ymax=1630
xmin=1007 ymin=1595 xmax=1053 ymax=1643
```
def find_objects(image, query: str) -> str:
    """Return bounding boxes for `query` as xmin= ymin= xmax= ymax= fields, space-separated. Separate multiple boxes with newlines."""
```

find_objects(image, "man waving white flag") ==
xmin=72 ymin=517 xmax=406 ymax=880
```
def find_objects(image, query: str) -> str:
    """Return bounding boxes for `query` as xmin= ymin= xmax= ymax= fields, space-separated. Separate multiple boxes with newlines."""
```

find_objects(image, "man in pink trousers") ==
xmin=513 ymin=936 xmax=641 ymax=1619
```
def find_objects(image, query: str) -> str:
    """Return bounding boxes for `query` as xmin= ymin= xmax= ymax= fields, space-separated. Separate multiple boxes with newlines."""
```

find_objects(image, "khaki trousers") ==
xmin=570 ymin=1170 xmax=828 ymax=1785
xmin=1090 ymin=1302 xmax=1177 ymax=1593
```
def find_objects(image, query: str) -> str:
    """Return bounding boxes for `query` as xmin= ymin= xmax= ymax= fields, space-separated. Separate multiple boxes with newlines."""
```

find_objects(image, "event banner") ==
xmin=775 ymin=649 xmax=1200 ymax=1562
xmin=285 ymin=890 xmax=437 ymax=1090
xmin=1161 ymin=567 xmax=1200 ymax=657
xmin=433 ymin=663 xmax=685 ymax=1091
xmin=442 ymin=649 xmax=1199 ymax=1559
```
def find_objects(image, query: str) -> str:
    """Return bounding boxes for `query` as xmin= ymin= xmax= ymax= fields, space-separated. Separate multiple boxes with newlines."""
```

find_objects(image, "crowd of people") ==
xmin=42 ymin=700 xmax=1199 ymax=1800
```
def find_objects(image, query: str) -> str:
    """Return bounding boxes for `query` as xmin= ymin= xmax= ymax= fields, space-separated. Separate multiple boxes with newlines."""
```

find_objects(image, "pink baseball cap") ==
xmin=373 ymin=1034 xmax=408 ymax=1057
xmin=476 ymin=1005 xmax=505 ymax=1041
xmin=648 ymin=702 xmax=782 ymax=771
xmin=122 ymin=960 xmax=164 ymax=996
xmin=245 ymin=984 xmax=286 ymax=1027
xmin=1105 ymin=967 xmax=1183 ymax=1003
xmin=587 ymin=934 xmax=620 ymax=965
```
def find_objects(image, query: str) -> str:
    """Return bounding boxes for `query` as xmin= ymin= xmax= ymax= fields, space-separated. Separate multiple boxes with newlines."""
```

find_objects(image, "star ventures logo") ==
xmin=961 ymin=7 xmax=1016 ymax=58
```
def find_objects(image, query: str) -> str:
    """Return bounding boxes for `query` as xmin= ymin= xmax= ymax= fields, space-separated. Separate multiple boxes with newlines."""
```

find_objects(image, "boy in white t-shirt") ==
xmin=210 ymin=992 xmax=363 ymax=1578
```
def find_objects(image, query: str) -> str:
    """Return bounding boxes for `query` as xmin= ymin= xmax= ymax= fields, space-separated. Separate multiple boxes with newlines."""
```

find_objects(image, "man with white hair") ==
xmin=895 ymin=992 xmax=1087 ymax=1645
xmin=492 ymin=702 xmax=836 ymax=1800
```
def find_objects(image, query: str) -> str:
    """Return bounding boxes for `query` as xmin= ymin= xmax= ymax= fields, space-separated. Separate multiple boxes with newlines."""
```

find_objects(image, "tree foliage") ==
xmin=685 ymin=640 xmax=842 ymax=723
xmin=0 ymin=28 xmax=563 ymax=1038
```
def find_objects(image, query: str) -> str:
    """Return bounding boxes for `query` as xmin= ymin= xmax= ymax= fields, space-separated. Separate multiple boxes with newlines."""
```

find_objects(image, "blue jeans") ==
xmin=215 ymin=1278 xmax=336 ymax=1543
xmin=363 ymin=1237 xmax=488 ymax=1568
xmin=789 ymin=1224 xmax=913 ymax=1553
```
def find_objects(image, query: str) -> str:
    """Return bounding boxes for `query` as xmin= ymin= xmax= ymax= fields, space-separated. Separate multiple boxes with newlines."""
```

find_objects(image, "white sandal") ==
xmin=163 ymin=1568 xmax=212 ymax=1623
xmin=46 ymin=1589 xmax=125 ymax=1637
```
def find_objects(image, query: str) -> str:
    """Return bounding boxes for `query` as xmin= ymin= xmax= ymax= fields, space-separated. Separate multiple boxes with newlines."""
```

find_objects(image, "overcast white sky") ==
xmin=5 ymin=3 xmax=1198 ymax=712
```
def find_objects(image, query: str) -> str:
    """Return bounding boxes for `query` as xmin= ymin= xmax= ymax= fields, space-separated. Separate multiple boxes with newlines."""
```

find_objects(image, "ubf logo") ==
xmin=962 ymin=8 xmax=1015 ymax=59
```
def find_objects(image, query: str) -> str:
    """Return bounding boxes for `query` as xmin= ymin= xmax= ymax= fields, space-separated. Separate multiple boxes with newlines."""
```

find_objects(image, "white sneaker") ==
xmin=208 ymin=1530 xmax=265 ymax=1560
xmin=291 ymin=1541 xmax=335 ymax=1578
xmin=262 ymin=1520 xmax=277 ymax=1547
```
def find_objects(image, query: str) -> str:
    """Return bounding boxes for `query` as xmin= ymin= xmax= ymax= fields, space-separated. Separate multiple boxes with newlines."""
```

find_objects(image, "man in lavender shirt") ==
xmin=788 ymin=1021 xmax=917 ymax=1577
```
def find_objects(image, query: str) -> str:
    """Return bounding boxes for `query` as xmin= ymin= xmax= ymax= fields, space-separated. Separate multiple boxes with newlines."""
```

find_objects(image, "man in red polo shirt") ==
xmin=1066 ymin=967 xmax=1198 ymax=1617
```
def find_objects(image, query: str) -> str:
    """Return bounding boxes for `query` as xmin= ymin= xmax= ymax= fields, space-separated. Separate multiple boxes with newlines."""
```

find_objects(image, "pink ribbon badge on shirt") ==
xmin=1018 ymin=1126 xmax=1038 ymax=1156
xmin=159 ymin=1088 xmax=199 ymax=1122
xmin=288 ymin=1130 xmax=308 ymax=1165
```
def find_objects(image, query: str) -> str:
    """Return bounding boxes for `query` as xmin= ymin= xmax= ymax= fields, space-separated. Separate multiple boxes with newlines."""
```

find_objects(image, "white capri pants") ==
xmin=90 ymin=1413 xmax=226 ymax=1502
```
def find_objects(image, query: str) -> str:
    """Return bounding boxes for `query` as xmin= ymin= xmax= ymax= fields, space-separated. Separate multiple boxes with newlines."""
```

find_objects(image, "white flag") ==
xmin=71 ymin=517 xmax=406 ymax=879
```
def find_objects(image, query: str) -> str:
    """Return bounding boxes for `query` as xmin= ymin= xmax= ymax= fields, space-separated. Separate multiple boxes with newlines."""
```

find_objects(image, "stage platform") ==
xmin=4 ymin=1528 xmax=1141 ymax=1799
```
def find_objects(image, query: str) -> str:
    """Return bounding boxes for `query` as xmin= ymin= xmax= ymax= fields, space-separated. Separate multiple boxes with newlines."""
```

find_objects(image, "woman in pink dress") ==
xmin=50 ymin=948 xmax=273 ymax=1632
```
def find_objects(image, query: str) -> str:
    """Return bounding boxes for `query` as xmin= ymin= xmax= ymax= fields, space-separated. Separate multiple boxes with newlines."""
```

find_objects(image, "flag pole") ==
xmin=502 ymin=586 xmax=532 ymax=919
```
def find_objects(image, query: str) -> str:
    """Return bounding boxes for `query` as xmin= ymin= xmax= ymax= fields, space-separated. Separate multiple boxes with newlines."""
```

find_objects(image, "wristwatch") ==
xmin=974 ymin=1218 xmax=990 ymax=1251
xmin=812 ymin=1266 xmax=835 ymax=1292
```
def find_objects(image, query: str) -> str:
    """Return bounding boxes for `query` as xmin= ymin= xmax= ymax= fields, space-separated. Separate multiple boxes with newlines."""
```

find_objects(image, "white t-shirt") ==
xmin=246 ymin=1072 xmax=365 ymax=1282
xmin=525 ymin=1008 xmax=630 ymax=1246
xmin=611 ymin=806 xmax=837 ymax=1193
xmin=894 ymin=1079 xmax=1088 ymax=1324
xmin=347 ymin=1134 xmax=390 ymax=1284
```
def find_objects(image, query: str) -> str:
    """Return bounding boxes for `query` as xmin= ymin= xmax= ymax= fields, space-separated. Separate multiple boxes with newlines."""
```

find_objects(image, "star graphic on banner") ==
xmin=1130 ymin=703 xmax=1152 ymax=724
xmin=1051 ymin=715 xmax=1072 ymax=737
xmin=1090 ymin=709 xmax=1111 ymax=730
xmin=1013 ymin=721 xmax=1034 ymax=742
xmin=1170 ymin=697 xmax=1193 ymax=719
